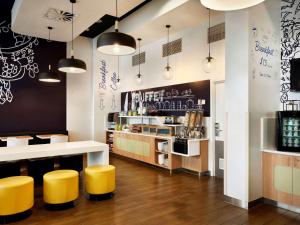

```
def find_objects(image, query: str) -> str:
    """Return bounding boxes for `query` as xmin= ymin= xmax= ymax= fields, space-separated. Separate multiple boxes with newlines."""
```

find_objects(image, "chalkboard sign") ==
xmin=121 ymin=80 xmax=210 ymax=116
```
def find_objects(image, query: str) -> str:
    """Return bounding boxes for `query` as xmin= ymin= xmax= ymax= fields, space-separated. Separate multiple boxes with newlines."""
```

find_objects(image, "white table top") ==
xmin=0 ymin=141 xmax=108 ymax=162
xmin=0 ymin=136 xmax=33 ymax=141
xmin=262 ymin=149 xmax=300 ymax=157
xmin=36 ymin=134 xmax=68 ymax=139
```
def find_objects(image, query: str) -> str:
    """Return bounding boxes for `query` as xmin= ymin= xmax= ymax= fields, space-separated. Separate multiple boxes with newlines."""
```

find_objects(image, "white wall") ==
xmin=224 ymin=0 xmax=281 ymax=207
xmin=67 ymin=37 xmax=93 ymax=141
xmin=248 ymin=0 xmax=281 ymax=201
xmin=225 ymin=10 xmax=250 ymax=207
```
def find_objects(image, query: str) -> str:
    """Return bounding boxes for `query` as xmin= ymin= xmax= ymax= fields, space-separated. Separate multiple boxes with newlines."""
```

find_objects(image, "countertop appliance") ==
xmin=164 ymin=116 xmax=178 ymax=124
xmin=107 ymin=112 xmax=118 ymax=130
xmin=277 ymin=111 xmax=300 ymax=152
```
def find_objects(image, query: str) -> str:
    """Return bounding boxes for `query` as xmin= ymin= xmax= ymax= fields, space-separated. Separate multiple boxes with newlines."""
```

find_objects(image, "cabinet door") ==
xmin=293 ymin=157 xmax=300 ymax=207
xmin=263 ymin=152 xmax=293 ymax=205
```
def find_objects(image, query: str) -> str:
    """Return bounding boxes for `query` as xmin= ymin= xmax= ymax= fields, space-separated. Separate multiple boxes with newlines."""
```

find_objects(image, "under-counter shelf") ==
xmin=172 ymin=138 xmax=207 ymax=157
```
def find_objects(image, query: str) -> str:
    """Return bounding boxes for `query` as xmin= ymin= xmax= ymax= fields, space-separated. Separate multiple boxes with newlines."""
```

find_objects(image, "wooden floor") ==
xmin=13 ymin=155 xmax=300 ymax=225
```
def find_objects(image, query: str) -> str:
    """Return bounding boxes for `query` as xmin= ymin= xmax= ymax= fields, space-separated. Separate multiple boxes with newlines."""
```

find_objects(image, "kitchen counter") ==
xmin=261 ymin=149 xmax=300 ymax=157
xmin=106 ymin=130 xmax=208 ymax=142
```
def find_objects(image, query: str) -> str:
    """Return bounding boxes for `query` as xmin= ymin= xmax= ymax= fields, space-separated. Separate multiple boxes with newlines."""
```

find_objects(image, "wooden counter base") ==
xmin=110 ymin=131 xmax=208 ymax=174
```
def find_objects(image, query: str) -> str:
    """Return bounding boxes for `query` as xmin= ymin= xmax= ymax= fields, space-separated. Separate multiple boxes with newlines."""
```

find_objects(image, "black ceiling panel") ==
xmin=80 ymin=0 xmax=152 ymax=38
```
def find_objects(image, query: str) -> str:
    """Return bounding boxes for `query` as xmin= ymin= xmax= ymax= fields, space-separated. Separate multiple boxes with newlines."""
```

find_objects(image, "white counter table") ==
xmin=0 ymin=141 xmax=109 ymax=166
xmin=261 ymin=149 xmax=300 ymax=157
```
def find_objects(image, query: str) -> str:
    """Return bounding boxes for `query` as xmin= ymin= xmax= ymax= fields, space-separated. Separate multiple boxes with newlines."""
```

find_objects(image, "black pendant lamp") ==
xmin=39 ymin=27 xmax=60 ymax=83
xmin=135 ymin=38 xmax=142 ymax=85
xmin=58 ymin=0 xmax=87 ymax=73
xmin=97 ymin=0 xmax=136 ymax=55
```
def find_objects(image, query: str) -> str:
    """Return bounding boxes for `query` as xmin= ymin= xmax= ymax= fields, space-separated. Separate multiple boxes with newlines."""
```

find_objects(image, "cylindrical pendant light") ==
xmin=39 ymin=27 xmax=60 ymax=83
xmin=200 ymin=0 xmax=266 ymax=11
xmin=135 ymin=38 xmax=143 ymax=85
xmin=164 ymin=25 xmax=173 ymax=80
xmin=202 ymin=9 xmax=216 ymax=73
xmin=97 ymin=0 xmax=136 ymax=56
xmin=39 ymin=65 xmax=61 ymax=83
xmin=58 ymin=0 xmax=87 ymax=73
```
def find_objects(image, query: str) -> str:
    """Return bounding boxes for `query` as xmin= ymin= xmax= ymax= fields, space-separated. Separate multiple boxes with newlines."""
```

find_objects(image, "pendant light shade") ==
xmin=58 ymin=0 xmax=87 ymax=74
xmin=96 ymin=0 xmax=136 ymax=55
xmin=136 ymin=74 xmax=143 ymax=85
xmin=97 ymin=32 xmax=136 ymax=55
xmin=164 ymin=25 xmax=173 ymax=80
xmin=39 ymin=65 xmax=61 ymax=83
xmin=39 ymin=27 xmax=61 ymax=83
xmin=200 ymin=0 xmax=265 ymax=11
xmin=58 ymin=56 xmax=87 ymax=73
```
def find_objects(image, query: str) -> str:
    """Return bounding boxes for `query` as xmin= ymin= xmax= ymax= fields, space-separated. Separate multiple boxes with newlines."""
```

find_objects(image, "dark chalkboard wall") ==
xmin=121 ymin=80 xmax=210 ymax=117
xmin=0 ymin=0 xmax=67 ymax=135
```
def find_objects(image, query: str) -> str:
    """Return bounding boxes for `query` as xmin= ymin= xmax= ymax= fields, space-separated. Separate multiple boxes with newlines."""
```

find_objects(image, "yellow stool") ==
xmin=0 ymin=176 xmax=34 ymax=216
xmin=85 ymin=165 xmax=115 ymax=198
xmin=43 ymin=170 xmax=79 ymax=205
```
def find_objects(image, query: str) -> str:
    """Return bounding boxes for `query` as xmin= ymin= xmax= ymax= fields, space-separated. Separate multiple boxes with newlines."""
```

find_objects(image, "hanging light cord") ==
xmin=138 ymin=39 xmax=141 ymax=75
xmin=115 ymin=0 xmax=119 ymax=32
xmin=208 ymin=9 xmax=211 ymax=61
xmin=117 ymin=56 xmax=120 ymax=80
xmin=167 ymin=26 xmax=170 ymax=67
xmin=71 ymin=1 xmax=74 ymax=57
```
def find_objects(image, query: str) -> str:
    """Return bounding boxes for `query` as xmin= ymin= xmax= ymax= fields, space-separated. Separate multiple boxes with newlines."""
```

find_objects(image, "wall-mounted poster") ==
xmin=121 ymin=80 xmax=210 ymax=117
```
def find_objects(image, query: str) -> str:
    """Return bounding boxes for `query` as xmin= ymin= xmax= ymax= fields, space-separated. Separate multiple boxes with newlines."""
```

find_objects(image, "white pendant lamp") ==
xmin=97 ymin=0 xmax=136 ymax=55
xmin=58 ymin=0 xmax=87 ymax=74
xmin=200 ymin=0 xmax=266 ymax=11
xmin=135 ymin=38 xmax=143 ymax=85
xmin=202 ymin=9 xmax=216 ymax=73
xmin=164 ymin=25 xmax=173 ymax=80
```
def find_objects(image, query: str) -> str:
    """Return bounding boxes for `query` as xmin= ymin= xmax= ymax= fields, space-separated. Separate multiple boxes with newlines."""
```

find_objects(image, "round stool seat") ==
xmin=0 ymin=176 xmax=34 ymax=216
xmin=43 ymin=170 xmax=79 ymax=204
xmin=85 ymin=165 xmax=115 ymax=195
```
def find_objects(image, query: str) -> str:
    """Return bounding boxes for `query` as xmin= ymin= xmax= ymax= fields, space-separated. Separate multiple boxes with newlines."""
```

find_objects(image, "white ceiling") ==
xmin=11 ymin=0 xmax=144 ymax=42
xmin=119 ymin=0 xmax=224 ymax=45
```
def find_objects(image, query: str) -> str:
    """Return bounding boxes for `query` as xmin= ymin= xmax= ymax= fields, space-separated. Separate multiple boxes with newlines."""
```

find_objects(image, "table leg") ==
xmin=87 ymin=147 xmax=109 ymax=166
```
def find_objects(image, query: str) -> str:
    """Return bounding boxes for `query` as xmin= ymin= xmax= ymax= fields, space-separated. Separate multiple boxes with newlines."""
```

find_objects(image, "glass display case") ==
xmin=277 ymin=111 xmax=300 ymax=152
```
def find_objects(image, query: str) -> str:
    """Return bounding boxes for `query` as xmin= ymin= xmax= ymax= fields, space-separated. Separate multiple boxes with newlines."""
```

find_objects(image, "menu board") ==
xmin=121 ymin=80 xmax=210 ymax=117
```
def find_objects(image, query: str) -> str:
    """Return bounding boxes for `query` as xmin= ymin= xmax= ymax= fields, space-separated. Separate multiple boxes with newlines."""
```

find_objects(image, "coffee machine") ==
xmin=107 ymin=112 xmax=119 ymax=130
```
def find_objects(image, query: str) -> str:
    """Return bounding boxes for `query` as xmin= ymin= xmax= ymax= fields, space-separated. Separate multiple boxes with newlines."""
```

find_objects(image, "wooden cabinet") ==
xmin=293 ymin=157 xmax=300 ymax=207
xmin=263 ymin=152 xmax=300 ymax=207
xmin=113 ymin=132 xmax=155 ymax=164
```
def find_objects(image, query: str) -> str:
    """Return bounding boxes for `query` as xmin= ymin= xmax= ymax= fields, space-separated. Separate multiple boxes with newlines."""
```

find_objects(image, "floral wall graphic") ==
xmin=0 ymin=20 xmax=39 ymax=105
xmin=0 ymin=0 xmax=66 ymax=135
xmin=281 ymin=0 xmax=300 ymax=107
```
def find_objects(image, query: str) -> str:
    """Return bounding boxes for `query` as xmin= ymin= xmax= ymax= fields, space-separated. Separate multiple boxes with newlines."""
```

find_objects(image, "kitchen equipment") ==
xmin=164 ymin=116 xmax=178 ymax=124
xmin=277 ymin=111 xmax=300 ymax=152
xmin=157 ymin=141 xmax=168 ymax=152
xmin=183 ymin=111 xmax=190 ymax=128
xmin=189 ymin=111 xmax=197 ymax=130
xmin=158 ymin=154 xmax=165 ymax=165
xmin=173 ymin=138 xmax=188 ymax=155
xmin=107 ymin=112 xmax=118 ymax=130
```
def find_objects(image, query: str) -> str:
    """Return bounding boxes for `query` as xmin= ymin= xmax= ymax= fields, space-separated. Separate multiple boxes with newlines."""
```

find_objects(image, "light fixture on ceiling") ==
xmin=96 ymin=0 xmax=136 ymax=55
xmin=136 ymin=38 xmax=143 ymax=85
xmin=202 ymin=9 xmax=216 ymax=74
xmin=116 ymin=56 xmax=121 ymax=88
xmin=164 ymin=25 xmax=173 ymax=80
xmin=200 ymin=0 xmax=266 ymax=11
xmin=58 ymin=0 xmax=87 ymax=74
xmin=39 ymin=27 xmax=60 ymax=83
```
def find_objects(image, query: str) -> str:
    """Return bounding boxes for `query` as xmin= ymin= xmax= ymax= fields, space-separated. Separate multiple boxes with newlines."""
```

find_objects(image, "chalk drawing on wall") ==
xmin=0 ymin=20 xmax=39 ymax=105
xmin=281 ymin=0 xmax=300 ymax=106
